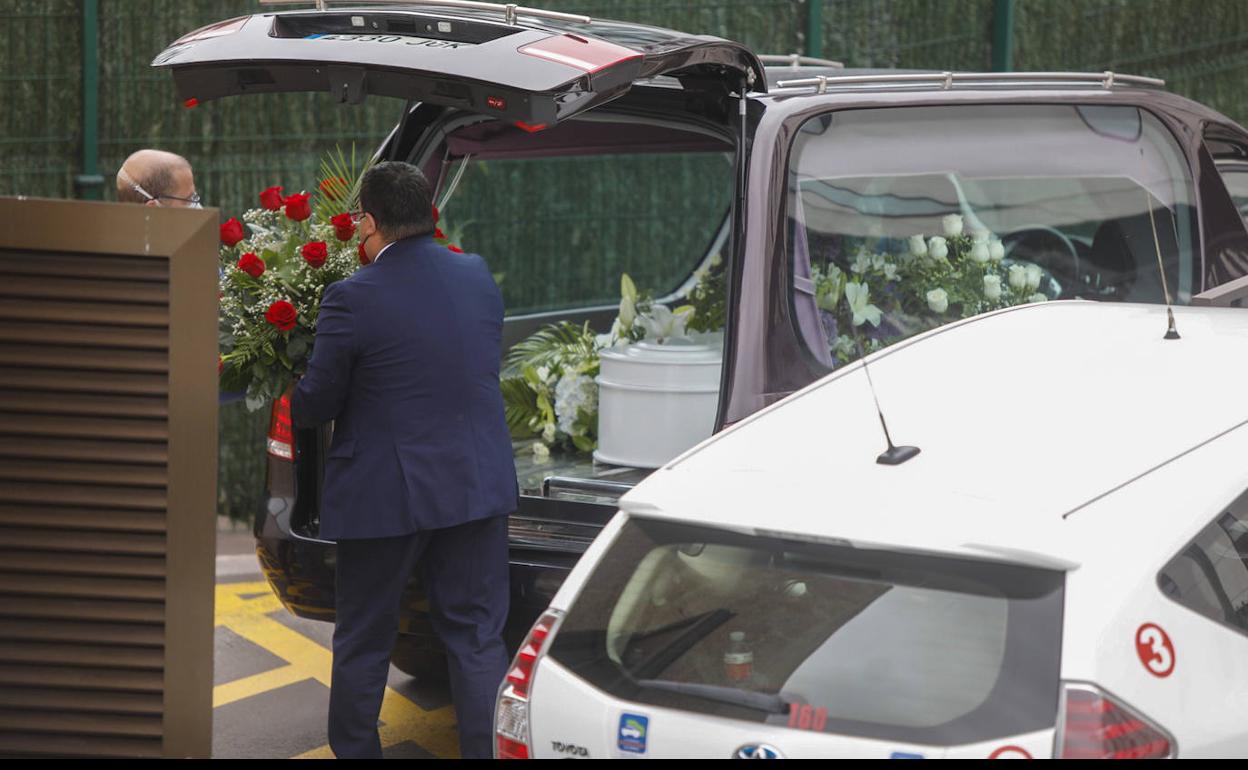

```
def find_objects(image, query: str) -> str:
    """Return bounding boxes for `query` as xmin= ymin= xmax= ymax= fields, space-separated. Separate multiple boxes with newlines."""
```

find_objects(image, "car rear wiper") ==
xmin=631 ymin=678 xmax=789 ymax=715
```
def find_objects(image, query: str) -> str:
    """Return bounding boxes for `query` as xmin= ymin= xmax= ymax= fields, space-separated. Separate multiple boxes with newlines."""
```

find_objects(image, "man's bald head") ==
xmin=117 ymin=149 xmax=195 ymax=206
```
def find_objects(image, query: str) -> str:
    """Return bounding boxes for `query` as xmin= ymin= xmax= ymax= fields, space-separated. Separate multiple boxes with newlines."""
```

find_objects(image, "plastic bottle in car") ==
xmin=724 ymin=630 xmax=753 ymax=683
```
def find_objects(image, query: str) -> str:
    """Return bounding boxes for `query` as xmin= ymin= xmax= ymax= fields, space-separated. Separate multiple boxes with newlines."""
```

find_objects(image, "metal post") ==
xmin=991 ymin=0 xmax=1015 ymax=72
xmin=805 ymin=0 xmax=823 ymax=60
xmin=75 ymin=0 xmax=104 ymax=199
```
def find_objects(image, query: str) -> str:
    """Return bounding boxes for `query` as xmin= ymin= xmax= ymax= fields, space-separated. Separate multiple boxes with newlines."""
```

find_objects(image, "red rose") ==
xmin=237 ymin=252 xmax=265 ymax=278
xmin=301 ymin=241 xmax=328 ymax=268
xmin=330 ymin=213 xmax=356 ymax=242
xmin=259 ymin=185 xmax=284 ymax=211
xmin=447 ymin=244 xmax=464 ymax=254
xmin=319 ymin=176 xmax=347 ymax=200
xmin=220 ymin=217 xmax=245 ymax=247
xmin=434 ymin=228 xmax=446 ymax=240
xmin=432 ymin=205 xmax=439 ymax=224
xmin=265 ymin=300 xmax=298 ymax=332
xmin=284 ymin=192 xmax=312 ymax=222
xmin=358 ymin=241 xmax=371 ymax=265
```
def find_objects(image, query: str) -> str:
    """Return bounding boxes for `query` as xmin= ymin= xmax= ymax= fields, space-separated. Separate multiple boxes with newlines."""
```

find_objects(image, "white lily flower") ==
xmin=928 ymin=236 xmax=949 ymax=262
xmin=989 ymin=238 xmax=1005 ymax=261
xmin=850 ymin=252 xmax=872 ymax=274
xmin=882 ymin=262 xmax=899 ymax=281
xmin=983 ymin=274 xmax=1002 ymax=301
xmin=1025 ymin=264 xmax=1043 ymax=291
xmin=541 ymin=423 xmax=557 ymax=443
xmin=639 ymin=304 xmax=693 ymax=343
xmin=942 ymin=214 xmax=964 ymax=237
xmin=1008 ymin=264 xmax=1028 ymax=290
xmin=844 ymin=281 xmax=882 ymax=327
xmin=909 ymin=235 xmax=928 ymax=257
xmin=1028 ymin=293 xmax=1048 ymax=303
xmin=970 ymin=227 xmax=991 ymax=244
xmin=926 ymin=287 xmax=949 ymax=314
xmin=969 ymin=242 xmax=990 ymax=264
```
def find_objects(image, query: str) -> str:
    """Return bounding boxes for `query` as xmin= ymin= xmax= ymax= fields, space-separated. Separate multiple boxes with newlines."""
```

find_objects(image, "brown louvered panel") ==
xmin=0 ymin=709 xmax=162 ymax=738
xmin=0 ymin=459 xmax=167 ymax=488
xmin=0 ymin=481 xmax=165 ymax=510
xmin=0 ymin=550 xmax=165 ymax=579
xmin=0 ymin=687 xmax=163 ymax=716
xmin=0 ymin=505 xmax=166 ymax=533
xmin=0 ymin=343 xmax=168 ymax=373
xmin=1 ymin=201 xmax=217 ymax=756
xmin=0 ymin=250 xmax=170 ymax=283
xmin=0 ymin=321 xmax=168 ymax=350
xmin=0 ymin=390 xmax=167 ymax=419
xmin=0 ymin=642 xmax=163 ymax=671
xmin=0 ymin=297 xmax=168 ymax=327
xmin=0 ymin=597 xmax=164 ymax=624
xmin=0 ymin=619 xmax=163 ymax=648
xmin=0 ymin=367 xmax=167 ymax=396
xmin=0 ymin=527 xmax=165 ymax=555
xmin=0 ymin=275 xmax=169 ymax=305
xmin=0 ymin=437 xmax=167 ymax=465
xmin=0 ymin=573 xmax=164 ymax=602
xmin=0 ymin=732 xmax=162 ymax=759
xmin=0 ymin=414 xmax=167 ymax=442
xmin=0 ymin=664 xmax=163 ymax=693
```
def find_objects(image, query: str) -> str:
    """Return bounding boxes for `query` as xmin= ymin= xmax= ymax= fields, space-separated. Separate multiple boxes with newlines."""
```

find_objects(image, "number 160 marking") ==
xmin=787 ymin=704 xmax=828 ymax=732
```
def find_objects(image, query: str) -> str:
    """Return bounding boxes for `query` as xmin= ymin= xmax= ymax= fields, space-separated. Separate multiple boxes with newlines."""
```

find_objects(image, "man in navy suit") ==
xmin=292 ymin=161 xmax=517 ymax=759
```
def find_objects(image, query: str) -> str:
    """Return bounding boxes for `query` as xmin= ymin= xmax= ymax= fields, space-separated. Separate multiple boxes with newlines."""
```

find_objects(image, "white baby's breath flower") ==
xmin=926 ymin=287 xmax=949 ymax=314
xmin=942 ymin=214 xmax=964 ymax=238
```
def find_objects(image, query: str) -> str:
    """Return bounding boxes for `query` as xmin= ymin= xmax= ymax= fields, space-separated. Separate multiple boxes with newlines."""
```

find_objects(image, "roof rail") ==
xmin=758 ymin=53 xmax=845 ymax=70
xmin=773 ymin=70 xmax=1165 ymax=95
xmin=257 ymin=0 xmax=592 ymax=26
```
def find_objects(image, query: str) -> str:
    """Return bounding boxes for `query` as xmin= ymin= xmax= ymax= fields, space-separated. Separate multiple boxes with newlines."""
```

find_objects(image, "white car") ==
xmin=495 ymin=301 xmax=1248 ymax=759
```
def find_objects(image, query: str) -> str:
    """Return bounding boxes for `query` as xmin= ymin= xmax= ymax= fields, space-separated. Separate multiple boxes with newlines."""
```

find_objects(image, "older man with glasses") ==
xmin=115 ymin=149 xmax=201 ymax=208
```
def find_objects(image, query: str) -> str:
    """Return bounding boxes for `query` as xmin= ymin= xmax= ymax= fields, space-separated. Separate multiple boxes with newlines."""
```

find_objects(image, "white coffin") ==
xmin=594 ymin=335 xmax=723 ymax=469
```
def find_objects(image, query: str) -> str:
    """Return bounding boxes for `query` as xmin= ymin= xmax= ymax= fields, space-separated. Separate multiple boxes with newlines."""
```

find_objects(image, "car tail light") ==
xmin=267 ymin=393 xmax=294 ymax=461
xmin=495 ymin=610 xmax=563 ymax=759
xmin=173 ymin=16 xmax=249 ymax=45
xmin=1056 ymin=683 xmax=1175 ymax=759
xmin=517 ymin=34 xmax=642 ymax=74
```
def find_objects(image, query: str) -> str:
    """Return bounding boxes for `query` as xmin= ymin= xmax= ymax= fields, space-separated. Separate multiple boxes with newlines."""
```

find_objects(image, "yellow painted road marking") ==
xmin=214 ymin=581 xmax=460 ymax=758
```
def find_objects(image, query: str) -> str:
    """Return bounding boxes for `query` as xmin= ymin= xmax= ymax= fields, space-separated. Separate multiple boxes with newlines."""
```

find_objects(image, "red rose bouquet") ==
xmin=218 ymin=148 xmax=467 ymax=410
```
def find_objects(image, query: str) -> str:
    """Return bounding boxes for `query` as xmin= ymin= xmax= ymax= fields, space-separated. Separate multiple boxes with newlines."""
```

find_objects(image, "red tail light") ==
xmin=1057 ymin=683 xmax=1174 ymax=759
xmin=267 ymin=393 xmax=294 ymax=460
xmin=495 ymin=611 xmax=562 ymax=759
xmin=517 ymin=34 xmax=642 ymax=74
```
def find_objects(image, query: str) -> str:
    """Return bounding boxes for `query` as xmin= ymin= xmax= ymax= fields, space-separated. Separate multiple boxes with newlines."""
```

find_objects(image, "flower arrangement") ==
xmin=503 ymin=258 xmax=727 ymax=460
xmin=813 ymin=214 xmax=1048 ymax=365
xmin=218 ymin=148 xmax=462 ymax=409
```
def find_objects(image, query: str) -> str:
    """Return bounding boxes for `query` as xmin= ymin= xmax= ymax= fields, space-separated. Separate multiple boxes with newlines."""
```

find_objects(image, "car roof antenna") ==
xmin=1143 ymin=168 xmax=1180 ymax=340
xmin=854 ymin=332 xmax=920 ymax=466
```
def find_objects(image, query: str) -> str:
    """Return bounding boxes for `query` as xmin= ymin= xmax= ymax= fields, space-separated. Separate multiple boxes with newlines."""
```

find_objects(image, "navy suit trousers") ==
xmin=328 ymin=515 xmax=510 ymax=759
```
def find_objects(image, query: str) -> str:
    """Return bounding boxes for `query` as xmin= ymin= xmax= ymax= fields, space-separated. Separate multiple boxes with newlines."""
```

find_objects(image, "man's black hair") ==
xmin=359 ymin=161 xmax=435 ymax=241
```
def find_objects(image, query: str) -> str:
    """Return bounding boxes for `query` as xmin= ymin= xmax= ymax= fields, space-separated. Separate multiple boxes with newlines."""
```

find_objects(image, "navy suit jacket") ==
xmin=292 ymin=234 xmax=517 ymax=540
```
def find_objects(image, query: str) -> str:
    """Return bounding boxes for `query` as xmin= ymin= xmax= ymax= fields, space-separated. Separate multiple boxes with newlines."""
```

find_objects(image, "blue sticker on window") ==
xmin=618 ymin=713 xmax=648 ymax=754
xmin=890 ymin=751 xmax=926 ymax=759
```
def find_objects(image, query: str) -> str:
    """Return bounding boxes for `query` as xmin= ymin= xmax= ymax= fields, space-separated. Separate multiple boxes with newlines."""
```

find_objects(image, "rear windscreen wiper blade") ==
xmin=631 ymin=679 xmax=788 ymax=715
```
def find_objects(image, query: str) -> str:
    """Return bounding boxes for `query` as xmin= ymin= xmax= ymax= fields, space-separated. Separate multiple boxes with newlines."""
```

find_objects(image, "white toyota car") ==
xmin=495 ymin=301 xmax=1248 ymax=759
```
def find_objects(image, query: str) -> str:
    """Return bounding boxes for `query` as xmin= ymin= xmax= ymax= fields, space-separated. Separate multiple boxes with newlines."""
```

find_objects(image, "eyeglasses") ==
xmin=118 ymin=167 xmax=203 ymax=209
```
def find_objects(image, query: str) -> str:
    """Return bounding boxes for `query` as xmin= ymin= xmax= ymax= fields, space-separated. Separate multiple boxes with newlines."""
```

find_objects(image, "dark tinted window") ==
xmin=549 ymin=517 xmax=1065 ymax=745
xmin=1158 ymin=494 xmax=1248 ymax=635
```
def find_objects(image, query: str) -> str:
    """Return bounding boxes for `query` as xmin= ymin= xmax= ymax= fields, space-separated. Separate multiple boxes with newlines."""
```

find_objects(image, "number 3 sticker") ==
xmin=1135 ymin=623 xmax=1175 ymax=678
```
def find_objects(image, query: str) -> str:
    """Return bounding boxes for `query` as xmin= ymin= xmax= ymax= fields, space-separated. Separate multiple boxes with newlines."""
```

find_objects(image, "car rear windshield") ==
xmin=548 ymin=517 xmax=1064 ymax=745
